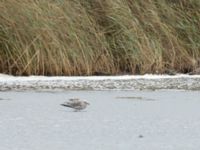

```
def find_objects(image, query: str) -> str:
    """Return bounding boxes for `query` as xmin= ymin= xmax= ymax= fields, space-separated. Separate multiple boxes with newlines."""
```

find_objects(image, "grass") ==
xmin=0 ymin=0 xmax=200 ymax=75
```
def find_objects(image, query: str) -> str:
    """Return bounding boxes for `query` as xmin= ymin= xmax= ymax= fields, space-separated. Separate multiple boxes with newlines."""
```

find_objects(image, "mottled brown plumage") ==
xmin=61 ymin=99 xmax=90 ymax=111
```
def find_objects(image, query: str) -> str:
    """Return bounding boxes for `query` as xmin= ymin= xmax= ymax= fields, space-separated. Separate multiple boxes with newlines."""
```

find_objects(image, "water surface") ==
xmin=0 ymin=90 xmax=200 ymax=150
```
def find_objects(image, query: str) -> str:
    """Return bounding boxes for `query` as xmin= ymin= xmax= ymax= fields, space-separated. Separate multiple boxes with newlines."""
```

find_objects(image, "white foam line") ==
xmin=0 ymin=74 xmax=200 ymax=82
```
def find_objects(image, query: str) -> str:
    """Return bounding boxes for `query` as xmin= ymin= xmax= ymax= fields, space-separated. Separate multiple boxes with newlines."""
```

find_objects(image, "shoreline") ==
xmin=1 ymin=74 xmax=200 ymax=91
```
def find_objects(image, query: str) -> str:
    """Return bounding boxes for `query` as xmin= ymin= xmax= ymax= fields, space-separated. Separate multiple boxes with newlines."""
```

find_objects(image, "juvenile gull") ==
xmin=61 ymin=98 xmax=90 ymax=111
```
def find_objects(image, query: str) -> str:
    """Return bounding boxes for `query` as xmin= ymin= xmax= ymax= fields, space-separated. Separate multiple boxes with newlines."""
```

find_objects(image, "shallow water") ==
xmin=0 ymin=90 xmax=200 ymax=150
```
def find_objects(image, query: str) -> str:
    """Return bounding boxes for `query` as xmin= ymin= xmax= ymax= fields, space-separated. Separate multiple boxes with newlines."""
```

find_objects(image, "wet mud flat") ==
xmin=0 ymin=90 xmax=200 ymax=150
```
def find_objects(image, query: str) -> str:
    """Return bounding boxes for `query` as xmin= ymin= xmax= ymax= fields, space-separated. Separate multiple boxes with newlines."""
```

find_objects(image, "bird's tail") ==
xmin=60 ymin=103 xmax=72 ymax=108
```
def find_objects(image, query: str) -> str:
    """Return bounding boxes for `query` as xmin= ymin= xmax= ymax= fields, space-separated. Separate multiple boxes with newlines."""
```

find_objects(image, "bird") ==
xmin=61 ymin=98 xmax=90 ymax=111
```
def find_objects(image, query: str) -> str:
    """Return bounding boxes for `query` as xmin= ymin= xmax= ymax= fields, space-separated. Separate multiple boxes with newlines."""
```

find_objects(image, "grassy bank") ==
xmin=0 ymin=0 xmax=200 ymax=75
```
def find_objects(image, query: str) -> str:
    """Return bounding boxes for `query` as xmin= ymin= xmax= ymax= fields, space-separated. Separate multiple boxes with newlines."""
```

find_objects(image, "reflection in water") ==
xmin=116 ymin=96 xmax=156 ymax=101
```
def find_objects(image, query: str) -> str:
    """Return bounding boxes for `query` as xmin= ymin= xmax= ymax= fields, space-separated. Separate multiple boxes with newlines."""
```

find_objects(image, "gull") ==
xmin=61 ymin=98 xmax=90 ymax=111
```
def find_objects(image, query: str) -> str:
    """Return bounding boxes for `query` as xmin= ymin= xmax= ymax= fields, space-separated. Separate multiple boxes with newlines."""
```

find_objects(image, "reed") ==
xmin=0 ymin=0 xmax=199 ymax=75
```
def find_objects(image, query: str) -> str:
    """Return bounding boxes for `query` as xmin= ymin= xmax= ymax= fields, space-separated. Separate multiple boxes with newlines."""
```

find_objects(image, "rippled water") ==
xmin=0 ymin=90 xmax=200 ymax=150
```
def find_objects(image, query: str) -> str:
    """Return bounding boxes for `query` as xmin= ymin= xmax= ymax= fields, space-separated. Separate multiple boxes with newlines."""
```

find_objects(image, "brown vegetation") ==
xmin=0 ymin=0 xmax=200 ymax=75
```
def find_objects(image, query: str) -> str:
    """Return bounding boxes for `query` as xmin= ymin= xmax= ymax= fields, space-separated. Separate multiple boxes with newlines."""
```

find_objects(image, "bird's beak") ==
xmin=86 ymin=102 xmax=90 ymax=105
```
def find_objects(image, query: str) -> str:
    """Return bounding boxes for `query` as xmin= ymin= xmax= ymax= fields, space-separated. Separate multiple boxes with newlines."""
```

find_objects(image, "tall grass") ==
xmin=0 ymin=0 xmax=199 ymax=75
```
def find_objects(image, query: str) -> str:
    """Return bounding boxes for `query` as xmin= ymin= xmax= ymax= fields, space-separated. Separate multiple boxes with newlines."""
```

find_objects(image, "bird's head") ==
xmin=69 ymin=98 xmax=79 ymax=101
